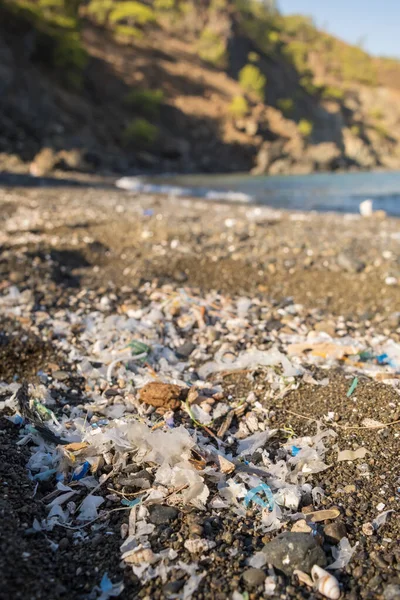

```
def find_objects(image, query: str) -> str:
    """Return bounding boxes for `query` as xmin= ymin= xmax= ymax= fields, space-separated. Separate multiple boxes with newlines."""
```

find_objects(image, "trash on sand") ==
xmin=327 ymin=537 xmax=356 ymax=569
xmin=359 ymin=199 xmax=373 ymax=217
xmin=244 ymin=484 xmax=275 ymax=511
xmin=346 ymin=377 xmax=358 ymax=397
xmin=337 ymin=448 xmax=368 ymax=462
xmin=121 ymin=498 xmax=143 ymax=508
xmin=77 ymin=495 xmax=104 ymax=521
xmin=373 ymin=510 xmax=394 ymax=530
xmin=287 ymin=341 xmax=359 ymax=360
xmin=311 ymin=565 xmax=341 ymax=599
xmin=248 ymin=551 xmax=267 ymax=568
xmin=71 ymin=461 xmax=91 ymax=481
xmin=93 ymin=573 xmax=124 ymax=600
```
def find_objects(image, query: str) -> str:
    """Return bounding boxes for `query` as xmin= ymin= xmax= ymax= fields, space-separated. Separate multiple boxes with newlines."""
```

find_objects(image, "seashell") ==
xmin=184 ymin=538 xmax=216 ymax=554
xmin=293 ymin=569 xmax=313 ymax=588
xmin=362 ymin=522 xmax=374 ymax=536
xmin=122 ymin=545 xmax=155 ymax=565
xmin=311 ymin=565 xmax=341 ymax=599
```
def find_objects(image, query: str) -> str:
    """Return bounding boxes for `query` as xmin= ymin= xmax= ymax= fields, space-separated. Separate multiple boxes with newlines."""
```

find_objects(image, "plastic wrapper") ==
xmin=327 ymin=537 xmax=356 ymax=569
xmin=372 ymin=510 xmax=394 ymax=530
xmin=237 ymin=430 xmax=271 ymax=457
xmin=198 ymin=348 xmax=301 ymax=379
xmin=78 ymin=495 xmax=104 ymax=521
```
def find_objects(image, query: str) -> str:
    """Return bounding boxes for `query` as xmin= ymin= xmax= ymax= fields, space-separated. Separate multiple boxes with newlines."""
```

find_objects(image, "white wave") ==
xmin=115 ymin=176 xmax=253 ymax=203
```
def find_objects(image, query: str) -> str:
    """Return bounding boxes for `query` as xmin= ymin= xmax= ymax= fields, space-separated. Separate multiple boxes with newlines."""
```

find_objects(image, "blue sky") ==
xmin=278 ymin=0 xmax=400 ymax=58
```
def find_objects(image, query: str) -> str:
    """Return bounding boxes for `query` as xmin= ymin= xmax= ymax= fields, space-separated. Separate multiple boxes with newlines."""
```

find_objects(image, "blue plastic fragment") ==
xmin=291 ymin=446 xmax=301 ymax=456
xmin=244 ymin=483 xmax=275 ymax=511
xmin=346 ymin=377 xmax=358 ymax=397
xmin=6 ymin=414 xmax=24 ymax=425
xmin=143 ymin=209 xmax=154 ymax=217
xmin=71 ymin=461 xmax=90 ymax=481
xmin=32 ymin=468 xmax=57 ymax=481
xmin=376 ymin=353 xmax=389 ymax=365
xmin=100 ymin=573 xmax=113 ymax=593
xmin=121 ymin=497 xmax=142 ymax=508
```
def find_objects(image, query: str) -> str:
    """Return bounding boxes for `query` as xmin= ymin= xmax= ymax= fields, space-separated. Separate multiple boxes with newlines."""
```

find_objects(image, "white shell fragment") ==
xmin=184 ymin=538 xmax=216 ymax=554
xmin=294 ymin=569 xmax=314 ymax=587
xmin=122 ymin=545 xmax=155 ymax=565
xmin=311 ymin=565 xmax=341 ymax=600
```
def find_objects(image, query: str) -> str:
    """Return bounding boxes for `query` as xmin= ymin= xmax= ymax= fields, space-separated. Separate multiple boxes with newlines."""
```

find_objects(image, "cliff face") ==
xmin=1 ymin=0 xmax=400 ymax=176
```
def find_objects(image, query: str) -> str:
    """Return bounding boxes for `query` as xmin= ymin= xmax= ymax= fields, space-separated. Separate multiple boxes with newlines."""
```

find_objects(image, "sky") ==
xmin=278 ymin=0 xmax=400 ymax=58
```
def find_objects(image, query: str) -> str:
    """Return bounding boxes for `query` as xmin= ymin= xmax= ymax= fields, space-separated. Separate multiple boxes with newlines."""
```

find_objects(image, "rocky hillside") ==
xmin=2 ymin=0 xmax=400 ymax=176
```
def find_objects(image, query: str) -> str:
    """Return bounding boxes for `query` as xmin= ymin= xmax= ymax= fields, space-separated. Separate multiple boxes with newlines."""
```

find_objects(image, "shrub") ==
xmin=247 ymin=51 xmax=260 ymax=63
xmin=374 ymin=123 xmax=390 ymax=140
xmin=124 ymin=88 xmax=164 ymax=117
xmin=277 ymin=98 xmax=294 ymax=116
xmin=154 ymin=0 xmax=176 ymax=9
xmin=369 ymin=107 xmax=384 ymax=120
xmin=284 ymin=40 xmax=309 ymax=73
xmin=229 ymin=95 xmax=249 ymax=118
xmin=86 ymin=0 xmax=114 ymax=24
xmin=239 ymin=64 xmax=266 ymax=101
xmin=123 ymin=118 xmax=159 ymax=147
xmin=298 ymin=119 xmax=313 ymax=138
xmin=197 ymin=28 xmax=227 ymax=67
xmin=109 ymin=2 xmax=156 ymax=30
xmin=300 ymin=75 xmax=322 ymax=96
xmin=4 ymin=0 xmax=87 ymax=89
xmin=322 ymin=85 xmax=344 ymax=100
xmin=351 ymin=124 xmax=361 ymax=136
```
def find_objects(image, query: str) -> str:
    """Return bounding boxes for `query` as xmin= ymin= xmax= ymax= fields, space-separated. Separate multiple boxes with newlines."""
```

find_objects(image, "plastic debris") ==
xmin=244 ymin=484 xmax=275 ymax=511
xmin=93 ymin=573 xmax=124 ymax=600
xmin=248 ymin=551 xmax=267 ymax=569
xmin=71 ymin=461 xmax=91 ymax=481
xmin=359 ymin=199 xmax=373 ymax=217
xmin=327 ymin=537 xmax=356 ymax=570
xmin=372 ymin=510 xmax=394 ymax=530
xmin=337 ymin=448 xmax=368 ymax=462
xmin=121 ymin=498 xmax=143 ymax=508
xmin=77 ymin=495 xmax=104 ymax=521
xmin=288 ymin=341 xmax=359 ymax=360
xmin=346 ymin=377 xmax=358 ymax=397
xmin=1 ymin=279 xmax=394 ymax=597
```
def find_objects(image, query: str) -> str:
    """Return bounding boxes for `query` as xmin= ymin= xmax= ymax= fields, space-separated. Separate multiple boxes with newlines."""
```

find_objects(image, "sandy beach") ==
xmin=0 ymin=180 xmax=400 ymax=600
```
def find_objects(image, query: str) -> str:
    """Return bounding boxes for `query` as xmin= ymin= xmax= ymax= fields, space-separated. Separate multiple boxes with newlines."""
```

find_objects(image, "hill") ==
xmin=2 ymin=0 xmax=400 ymax=175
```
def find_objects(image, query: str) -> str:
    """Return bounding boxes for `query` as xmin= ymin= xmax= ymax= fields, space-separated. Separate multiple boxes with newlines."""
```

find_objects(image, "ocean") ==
xmin=117 ymin=170 xmax=400 ymax=216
